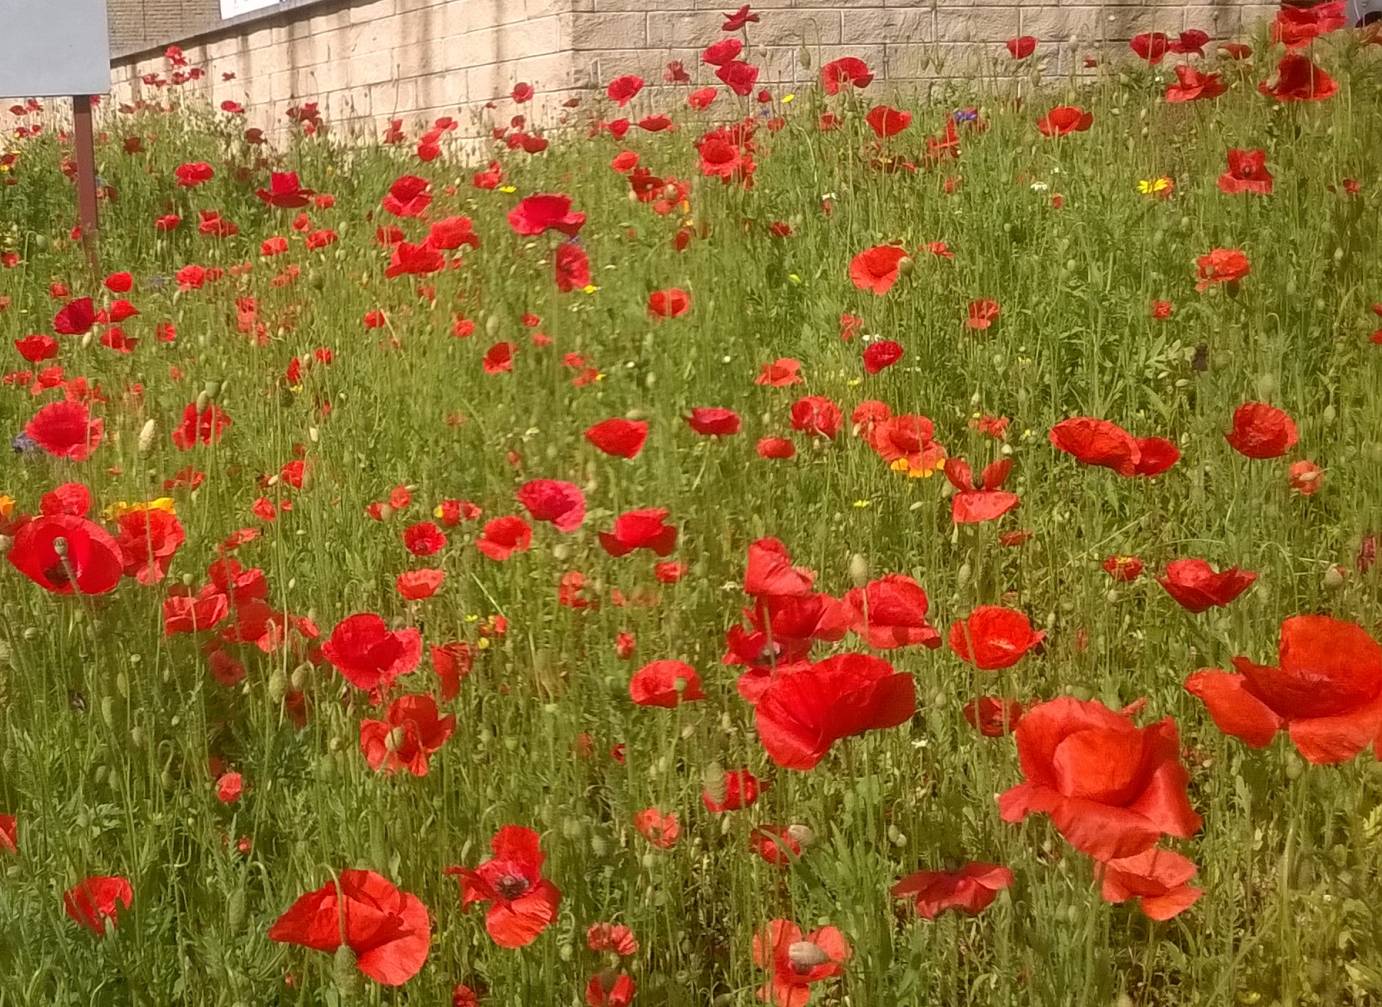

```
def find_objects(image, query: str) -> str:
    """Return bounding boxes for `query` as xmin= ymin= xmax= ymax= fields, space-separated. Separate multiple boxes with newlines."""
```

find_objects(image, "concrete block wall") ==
xmin=101 ymin=0 xmax=1278 ymax=144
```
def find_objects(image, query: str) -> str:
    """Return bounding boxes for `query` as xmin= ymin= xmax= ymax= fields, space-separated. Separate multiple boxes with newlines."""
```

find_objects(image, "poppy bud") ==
xmin=486 ymin=314 xmax=501 ymax=338
xmin=332 ymin=945 xmax=360 ymax=996
xmin=956 ymin=562 xmax=972 ymax=587
xmin=798 ymin=44 xmax=812 ymax=70
xmin=786 ymin=824 xmax=815 ymax=847
xmin=1323 ymin=565 xmax=1346 ymax=590
xmin=266 ymin=667 xmax=287 ymax=703
xmin=137 ymin=419 xmax=156 ymax=453
xmin=376 ymin=503 xmax=394 ymax=522
xmin=1285 ymin=753 xmax=1304 ymax=780
xmin=130 ymin=725 xmax=146 ymax=750
xmin=227 ymin=887 xmax=246 ymax=931
xmin=887 ymin=824 xmax=906 ymax=846
xmin=309 ymin=426 xmax=320 ymax=443
xmin=788 ymin=941 xmax=831 ymax=969
xmin=101 ymin=695 xmax=117 ymax=729
xmin=848 ymin=553 xmax=869 ymax=586
xmin=116 ymin=671 xmax=129 ymax=698
xmin=81 ymin=331 xmax=93 ymax=349
xmin=895 ymin=256 xmax=914 ymax=277
xmin=195 ymin=390 xmax=211 ymax=413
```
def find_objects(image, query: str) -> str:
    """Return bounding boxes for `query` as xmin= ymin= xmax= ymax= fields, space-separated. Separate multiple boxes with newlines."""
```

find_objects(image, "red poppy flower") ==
xmin=688 ymin=86 xmax=718 ymax=110
xmin=687 ymin=406 xmax=740 ymax=436
xmin=744 ymin=537 xmax=815 ymax=598
xmin=1157 ymin=558 xmax=1256 ymax=613
xmin=507 ymin=193 xmax=586 ymax=237
xmin=322 ymin=613 xmax=423 ymax=691
xmin=948 ymin=606 xmax=1044 ymax=670
xmin=820 ymin=57 xmax=873 ymax=94
xmin=998 ymin=696 xmax=1202 ymax=860
xmin=606 ymin=74 xmax=644 ymax=106
xmin=845 ymin=574 xmax=941 ymax=650
xmin=1103 ymin=555 xmax=1145 ymax=582
xmin=428 ymin=641 xmax=473 ymax=702
xmin=14 ymin=333 xmax=59 ymax=362
xmin=1219 ymin=149 xmax=1274 ymax=196
xmin=554 ymin=242 xmax=590 ymax=293
xmin=633 ymin=807 xmax=681 ymax=848
xmin=1186 ymin=615 xmax=1382 ymax=764
xmin=477 ymin=515 xmax=533 ymax=561
xmin=1129 ymin=32 xmax=1170 ymax=63
xmin=755 ymin=653 xmax=916 ymax=769
xmin=63 ymin=875 xmax=133 ymax=936
xmin=1271 ymin=0 xmax=1346 ymax=48
xmin=113 ymin=507 xmax=185 ymax=585
xmin=752 ymin=919 xmax=850 ymax=1007
xmin=585 ymin=418 xmax=649 ymax=458
xmin=1287 ymin=459 xmax=1323 ymax=495
xmin=1006 ymin=35 xmax=1037 ymax=59
xmin=1048 ymin=417 xmax=1176 ymax=477
xmin=428 ymin=216 xmax=481 ymax=251
xmin=964 ymin=696 xmax=1024 ymax=736
xmin=587 ymin=922 xmax=639 ymax=956
xmin=944 ymin=457 xmax=1021 ymax=524
xmin=865 ymin=104 xmax=911 ymax=138
xmin=849 ymin=245 xmax=909 ymax=295
xmin=162 ymin=584 xmax=229 ymax=635
xmin=381 ymin=174 xmax=432 ymax=217
xmin=1097 ymin=847 xmax=1203 ymax=920
xmin=1165 ymin=65 xmax=1227 ymax=102
xmin=755 ymin=357 xmax=803 ymax=387
xmin=269 ymin=870 xmax=430 ymax=984
xmin=386 ymin=241 xmax=445 ymax=278
xmin=0 ymin=815 xmax=17 ymax=854
xmin=171 ymin=402 xmax=231 ymax=450
xmin=1225 ymin=402 xmax=1298 ymax=459
xmin=703 ymin=37 xmax=743 ymax=65
xmin=758 ymin=433 xmax=791 ymax=461
xmin=25 ymin=400 xmax=104 ymax=460
xmin=789 ymin=395 xmax=842 ymax=440
xmin=446 ymin=826 xmax=560 ymax=948
xmin=9 ymin=514 xmax=125 ymax=595
xmin=255 ymin=170 xmax=314 ymax=208
xmin=892 ymin=862 xmax=1014 ymax=919
xmin=629 ymin=659 xmax=704 ymax=707
xmin=516 ymin=479 xmax=586 ymax=532
xmin=1036 ymin=105 xmax=1093 ymax=137
xmin=748 ymin=824 xmax=808 ymax=865
xmin=396 ymin=569 xmax=444 ymax=600
xmin=403 ymin=521 xmax=447 ymax=557
xmin=174 ymin=161 xmax=214 ymax=186
xmin=702 ymin=767 xmax=761 ymax=812
xmin=1170 ymin=28 xmax=1209 ymax=54
xmin=599 ymin=508 xmax=677 ymax=556
xmin=723 ymin=3 xmax=758 ymax=30
xmin=857 ymin=340 xmax=902 ymax=375
xmin=1259 ymin=54 xmax=1338 ymax=102
xmin=54 ymin=296 xmax=97 ymax=335
xmin=648 ymin=287 xmax=691 ymax=318
xmin=586 ymin=973 xmax=636 ymax=1007
xmin=965 ymin=298 xmax=1001 ymax=330
xmin=360 ymin=693 xmax=456 ymax=776
xmin=866 ymin=413 xmax=947 ymax=476
xmin=103 ymin=271 xmax=133 ymax=293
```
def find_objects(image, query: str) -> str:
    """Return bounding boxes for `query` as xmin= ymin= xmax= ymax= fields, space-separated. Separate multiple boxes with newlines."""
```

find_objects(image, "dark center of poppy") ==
xmin=495 ymin=874 xmax=530 ymax=900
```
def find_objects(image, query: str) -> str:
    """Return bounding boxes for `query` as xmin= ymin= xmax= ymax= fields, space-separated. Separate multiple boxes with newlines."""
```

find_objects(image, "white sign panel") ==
xmin=221 ymin=0 xmax=278 ymax=17
xmin=0 ymin=0 xmax=111 ymax=97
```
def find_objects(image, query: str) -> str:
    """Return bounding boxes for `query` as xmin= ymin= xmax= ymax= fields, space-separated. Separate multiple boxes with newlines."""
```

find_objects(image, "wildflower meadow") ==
xmin=2 ymin=5 xmax=1382 ymax=1005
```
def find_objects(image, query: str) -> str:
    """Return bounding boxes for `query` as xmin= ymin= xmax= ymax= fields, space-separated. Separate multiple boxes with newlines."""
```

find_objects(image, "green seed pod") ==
xmin=266 ymin=667 xmax=287 ymax=703
xmin=101 ymin=696 xmax=117 ymax=730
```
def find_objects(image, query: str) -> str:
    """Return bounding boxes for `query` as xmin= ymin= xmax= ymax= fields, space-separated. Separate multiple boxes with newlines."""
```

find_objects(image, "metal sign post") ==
xmin=0 ymin=0 xmax=113 ymax=266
